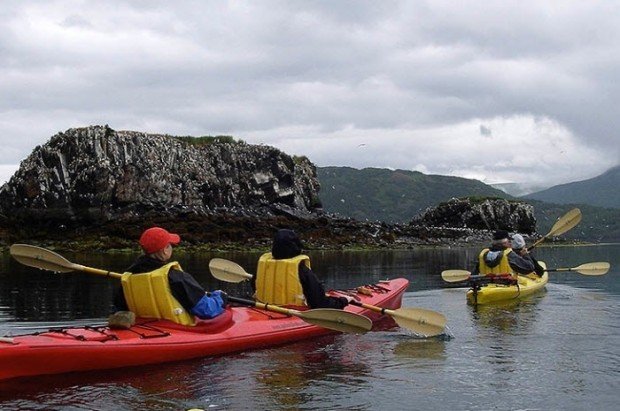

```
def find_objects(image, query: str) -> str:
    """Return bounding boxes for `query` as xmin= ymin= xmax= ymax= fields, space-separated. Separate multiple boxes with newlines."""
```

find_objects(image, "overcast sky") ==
xmin=1 ymin=1 xmax=618 ymax=191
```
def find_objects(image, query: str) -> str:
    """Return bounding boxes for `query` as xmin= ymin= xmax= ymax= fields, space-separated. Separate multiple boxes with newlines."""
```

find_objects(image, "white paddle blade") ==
xmin=391 ymin=307 xmax=446 ymax=337
xmin=10 ymin=244 xmax=77 ymax=273
xmin=441 ymin=269 xmax=472 ymax=283
xmin=548 ymin=208 xmax=582 ymax=237
xmin=574 ymin=262 xmax=610 ymax=276
xmin=209 ymin=258 xmax=253 ymax=283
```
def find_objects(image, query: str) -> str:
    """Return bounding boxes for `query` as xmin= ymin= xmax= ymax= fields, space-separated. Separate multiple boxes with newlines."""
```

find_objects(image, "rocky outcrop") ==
xmin=410 ymin=197 xmax=537 ymax=233
xmin=0 ymin=126 xmax=543 ymax=250
xmin=0 ymin=126 xmax=321 ymax=225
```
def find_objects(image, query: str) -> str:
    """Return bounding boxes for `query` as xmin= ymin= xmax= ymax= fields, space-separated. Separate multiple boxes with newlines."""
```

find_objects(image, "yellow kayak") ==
xmin=466 ymin=262 xmax=548 ymax=305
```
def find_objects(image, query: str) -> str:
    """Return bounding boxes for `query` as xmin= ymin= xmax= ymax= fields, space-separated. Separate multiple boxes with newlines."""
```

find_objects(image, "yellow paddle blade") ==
xmin=548 ymin=208 xmax=582 ymax=237
xmin=530 ymin=208 xmax=582 ymax=250
xmin=297 ymin=308 xmax=373 ymax=334
xmin=10 ymin=244 xmax=78 ymax=272
xmin=441 ymin=269 xmax=472 ymax=283
xmin=573 ymin=262 xmax=610 ymax=276
xmin=10 ymin=244 xmax=121 ymax=278
xmin=390 ymin=307 xmax=447 ymax=337
xmin=209 ymin=258 xmax=253 ymax=283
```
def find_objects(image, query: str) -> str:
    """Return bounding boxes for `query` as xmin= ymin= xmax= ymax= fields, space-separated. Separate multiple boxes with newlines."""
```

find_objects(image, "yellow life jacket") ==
xmin=478 ymin=248 xmax=514 ymax=275
xmin=255 ymin=253 xmax=309 ymax=306
xmin=121 ymin=261 xmax=195 ymax=326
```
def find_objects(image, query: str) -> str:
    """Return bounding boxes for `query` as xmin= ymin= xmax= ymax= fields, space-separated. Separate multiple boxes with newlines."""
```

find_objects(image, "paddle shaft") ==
xmin=226 ymin=296 xmax=372 ymax=333
xmin=80 ymin=265 xmax=122 ymax=279
xmin=227 ymin=295 xmax=298 ymax=316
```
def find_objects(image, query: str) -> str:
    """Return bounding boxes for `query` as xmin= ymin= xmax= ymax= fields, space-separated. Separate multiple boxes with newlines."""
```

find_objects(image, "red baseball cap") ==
xmin=139 ymin=227 xmax=181 ymax=254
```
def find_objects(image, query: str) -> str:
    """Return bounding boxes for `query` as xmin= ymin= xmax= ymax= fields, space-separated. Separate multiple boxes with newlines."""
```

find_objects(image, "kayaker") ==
xmin=511 ymin=233 xmax=545 ymax=276
xmin=253 ymin=229 xmax=353 ymax=309
xmin=113 ymin=226 xmax=227 ymax=322
xmin=474 ymin=230 xmax=535 ymax=276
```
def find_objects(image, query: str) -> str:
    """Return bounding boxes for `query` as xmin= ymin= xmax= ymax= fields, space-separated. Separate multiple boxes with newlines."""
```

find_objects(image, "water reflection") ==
xmin=470 ymin=294 xmax=544 ymax=335
xmin=392 ymin=337 xmax=447 ymax=360
xmin=254 ymin=335 xmax=372 ymax=409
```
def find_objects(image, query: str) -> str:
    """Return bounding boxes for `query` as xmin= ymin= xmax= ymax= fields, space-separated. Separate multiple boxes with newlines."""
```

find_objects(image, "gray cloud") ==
xmin=0 ymin=1 xmax=618 ymax=188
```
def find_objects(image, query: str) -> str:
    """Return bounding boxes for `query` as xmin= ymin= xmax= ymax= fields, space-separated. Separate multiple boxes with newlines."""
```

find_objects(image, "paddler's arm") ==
xmin=298 ymin=264 xmax=349 ymax=309
xmin=507 ymin=250 xmax=536 ymax=274
xmin=169 ymin=269 xmax=227 ymax=319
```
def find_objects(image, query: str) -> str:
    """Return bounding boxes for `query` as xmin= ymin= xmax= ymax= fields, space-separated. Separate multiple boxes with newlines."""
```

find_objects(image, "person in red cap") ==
xmin=114 ymin=227 xmax=227 ymax=320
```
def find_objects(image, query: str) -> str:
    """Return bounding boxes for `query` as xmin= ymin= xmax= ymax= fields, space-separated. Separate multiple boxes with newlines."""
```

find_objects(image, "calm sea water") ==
xmin=0 ymin=244 xmax=618 ymax=410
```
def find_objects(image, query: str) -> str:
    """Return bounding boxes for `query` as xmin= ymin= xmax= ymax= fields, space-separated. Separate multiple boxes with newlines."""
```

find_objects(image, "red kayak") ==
xmin=0 ymin=278 xmax=408 ymax=381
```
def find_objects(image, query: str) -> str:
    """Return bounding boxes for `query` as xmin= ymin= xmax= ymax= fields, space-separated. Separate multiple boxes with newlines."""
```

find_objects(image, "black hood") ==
xmin=272 ymin=229 xmax=303 ymax=259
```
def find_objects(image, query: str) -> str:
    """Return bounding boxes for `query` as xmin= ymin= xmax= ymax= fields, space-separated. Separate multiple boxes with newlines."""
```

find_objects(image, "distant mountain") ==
xmin=317 ymin=166 xmax=511 ymax=222
xmin=317 ymin=166 xmax=620 ymax=241
xmin=523 ymin=166 xmax=620 ymax=209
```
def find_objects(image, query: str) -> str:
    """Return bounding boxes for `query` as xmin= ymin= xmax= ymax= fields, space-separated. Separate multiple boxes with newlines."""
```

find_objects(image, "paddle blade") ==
xmin=10 ymin=244 xmax=77 ymax=273
xmin=209 ymin=258 xmax=253 ymax=283
xmin=391 ymin=307 xmax=446 ymax=337
xmin=548 ymin=208 xmax=582 ymax=237
xmin=573 ymin=262 xmax=610 ymax=276
xmin=441 ymin=269 xmax=472 ymax=283
xmin=297 ymin=309 xmax=372 ymax=334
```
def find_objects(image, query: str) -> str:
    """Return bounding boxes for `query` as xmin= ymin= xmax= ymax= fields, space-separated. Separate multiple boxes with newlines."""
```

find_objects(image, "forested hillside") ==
xmin=524 ymin=166 xmax=620 ymax=209
xmin=317 ymin=166 xmax=510 ymax=222
xmin=318 ymin=166 xmax=620 ymax=241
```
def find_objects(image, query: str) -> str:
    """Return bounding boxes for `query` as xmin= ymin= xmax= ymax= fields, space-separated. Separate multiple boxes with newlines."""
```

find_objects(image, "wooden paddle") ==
xmin=348 ymin=300 xmax=446 ymax=337
xmin=528 ymin=208 xmax=582 ymax=250
xmin=209 ymin=258 xmax=447 ymax=337
xmin=441 ymin=261 xmax=610 ymax=283
xmin=10 ymin=244 xmax=122 ymax=278
xmin=544 ymin=262 xmax=610 ymax=276
xmin=9 ymin=244 xmax=371 ymax=334
xmin=225 ymin=295 xmax=371 ymax=334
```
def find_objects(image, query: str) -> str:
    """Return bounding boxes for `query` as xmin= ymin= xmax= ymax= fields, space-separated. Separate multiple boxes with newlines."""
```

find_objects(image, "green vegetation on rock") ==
xmin=174 ymin=135 xmax=244 ymax=146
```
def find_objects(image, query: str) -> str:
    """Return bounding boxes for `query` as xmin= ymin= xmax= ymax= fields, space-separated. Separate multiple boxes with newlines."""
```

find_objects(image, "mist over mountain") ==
xmin=523 ymin=166 xmax=620 ymax=209
xmin=491 ymin=182 xmax=549 ymax=197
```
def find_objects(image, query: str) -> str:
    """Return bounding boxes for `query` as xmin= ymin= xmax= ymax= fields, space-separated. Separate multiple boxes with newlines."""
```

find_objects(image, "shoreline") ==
xmin=0 ymin=239 xmax=598 ymax=254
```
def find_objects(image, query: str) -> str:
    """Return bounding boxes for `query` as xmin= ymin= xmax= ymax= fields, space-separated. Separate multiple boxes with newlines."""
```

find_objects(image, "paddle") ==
xmin=9 ymin=244 xmax=371 ymax=334
xmin=225 ymin=295 xmax=371 ymax=334
xmin=208 ymin=258 xmax=252 ymax=283
xmin=209 ymin=258 xmax=447 ymax=337
xmin=528 ymin=208 xmax=582 ymax=250
xmin=10 ymin=244 xmax=122 ymax=278
xmin=545 ymin=262 xmax=610 ymax=276
xmin=441 ymin=261 xmax=610 ymax=283
xmin=347 ymin=300 xmax=446 ymax=337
